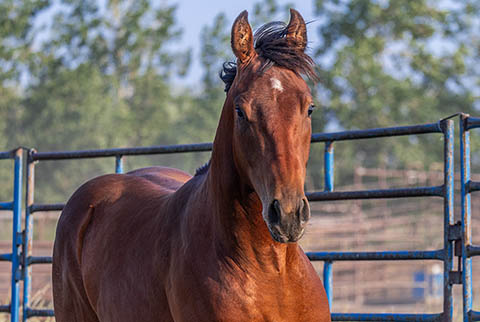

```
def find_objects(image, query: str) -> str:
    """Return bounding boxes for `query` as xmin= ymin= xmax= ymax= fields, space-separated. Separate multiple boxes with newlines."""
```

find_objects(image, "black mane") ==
xmin=194 ymin=160 xmax=210 ymax=176
xmin=220 ymin=21 xmax=318 ymax=92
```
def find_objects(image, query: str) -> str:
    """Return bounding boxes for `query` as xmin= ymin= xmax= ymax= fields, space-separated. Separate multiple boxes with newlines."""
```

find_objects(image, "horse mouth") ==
xmin=267 ymin=224 xmax=305 ymax=243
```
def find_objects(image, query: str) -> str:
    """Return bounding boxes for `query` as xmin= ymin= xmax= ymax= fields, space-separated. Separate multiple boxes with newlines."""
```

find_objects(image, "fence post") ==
xmin=323 ymin=261 xmax=333 ymax=312
xmin=323 ymin=141 xmax=334 ymax=309
xmin=324 ymin=142 xmax=334 ymax=191
xmin=442 ymin=119 xmax=454 ymax=322
xmin=22 ymin=149 xmax=36 ymax=321
xmin=460 ymin=115 xmax=473 ymax=322
xmin=115 ymin=155 xmax=124 ymax=174
xmin=10 ymin=148 xmax=23 ymax=322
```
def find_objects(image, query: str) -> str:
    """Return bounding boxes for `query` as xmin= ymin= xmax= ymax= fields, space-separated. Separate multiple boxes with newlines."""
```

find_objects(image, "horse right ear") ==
xmin=231 ymin=11 xmax=256 ymax=65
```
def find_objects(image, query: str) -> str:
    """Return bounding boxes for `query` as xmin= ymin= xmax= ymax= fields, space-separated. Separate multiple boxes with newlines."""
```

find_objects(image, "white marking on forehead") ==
xmin=270 ymin=78 xmax=283 ymax=92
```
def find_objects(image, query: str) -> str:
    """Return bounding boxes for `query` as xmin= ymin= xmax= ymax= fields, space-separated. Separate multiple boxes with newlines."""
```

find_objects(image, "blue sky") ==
xmin=33 ymin=0 xmax=317 ymax=86
xmin=171 ymin=0 xmax=317 ymax=85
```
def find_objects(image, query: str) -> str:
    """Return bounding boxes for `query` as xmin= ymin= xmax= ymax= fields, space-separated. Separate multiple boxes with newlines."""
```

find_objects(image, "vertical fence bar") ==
xmin=323 ymin=141 xmax=334 ymax=308
xmin=442 ymin=119 xmax=454 ymax=322
xmin=461 ymin=115 xmax=472 ymax=322
xmin=11 ymin=149 xmax=23 ymax=322
xmin=324 ymin=142 xmax=334 ymax=191
xmin=22 ymin=150 xmax=36 ymax=321
xmin=323 ymin=261 xmax=333 ymax=312
xmin=115 ymin=155 xmax=124 ymax=174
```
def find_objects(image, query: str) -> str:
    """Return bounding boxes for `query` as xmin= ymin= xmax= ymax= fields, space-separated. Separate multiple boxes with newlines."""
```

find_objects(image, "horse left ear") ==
xmin=286 ymin=9 xmax=307 ymax=52
xmin=231 ymin=10 xmax=256 ymax=65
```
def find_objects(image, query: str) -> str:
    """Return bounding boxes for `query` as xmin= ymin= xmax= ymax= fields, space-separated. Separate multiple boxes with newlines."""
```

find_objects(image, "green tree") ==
xmin=0 ymin=0 xmax=49 ymax=200
xmin=310 ymin=0 xmax=479 ymax=186
xmin=11 ymin=0 xmax=193 ymax=202
xmin=0 ymin=0 xmax=49 ymax=83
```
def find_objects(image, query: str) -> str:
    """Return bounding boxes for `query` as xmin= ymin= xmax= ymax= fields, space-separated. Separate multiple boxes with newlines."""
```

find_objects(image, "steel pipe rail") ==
xmin=467 ymin=180 xmax=480 ymax=193
xmin=467 ymin=245 xmax=480 ymax=257
xmin=25 ymin=308 xmax=54 ymax=318
xmin=307 ymin=250 xmax=444 ymax=261
xmin=31 ymin=142 xmax=213 ymax=161
xmin=470 ymin=310 xmax=480 ymax=321
xmin=331 ymin=313 xmax=442 ymax=321
xmin=30 ymin=190 xmax=445 ymax=216
xmin=0 ymin=150 xmax=15 ymax=160
xmin=30 ymin=203 xmax=64 ymax=212
xmin=27 ymin=256 xmax=52 ymax=265
xmin=0 ymin=253 xmax=12 ymax=262
xmin=29 ymin=123 xmax=444 ymax=161
xmin=465 ymin=116 xmax=480 ymax=130
xmin=0 ymin=305 xmax=10 ymax=313
xmin=307 ymin=186 xmax=443 ymax=201
xmin=0 ymin=202 xmax=13 ymax=210
xmin=311 ymin=122 xmax=442 ymax=142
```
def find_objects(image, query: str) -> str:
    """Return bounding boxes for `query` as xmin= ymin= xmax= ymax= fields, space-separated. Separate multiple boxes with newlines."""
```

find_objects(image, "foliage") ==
xmin=0 ymin=0 xmax=478 ymax=201
xmin=312 ymin=0 xmax=479 ymax=186
xmin=0 ymin=0 xmax=192 ymax=202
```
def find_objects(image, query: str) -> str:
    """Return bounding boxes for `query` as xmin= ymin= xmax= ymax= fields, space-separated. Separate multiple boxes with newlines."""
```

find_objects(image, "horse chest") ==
xmin=169 ymin=261 xmax=325 ymax=322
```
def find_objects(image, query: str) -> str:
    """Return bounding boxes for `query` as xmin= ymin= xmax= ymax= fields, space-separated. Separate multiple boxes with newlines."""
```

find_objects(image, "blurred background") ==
xmin=0 ymin=0 xmax=479 ymax=320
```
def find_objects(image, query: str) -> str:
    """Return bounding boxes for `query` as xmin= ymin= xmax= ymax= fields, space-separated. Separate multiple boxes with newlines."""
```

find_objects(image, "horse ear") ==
xmin=286 ymin=9 xmax=307 ymax=52
xmin=231 ymin=10 xmax=255 ymax=65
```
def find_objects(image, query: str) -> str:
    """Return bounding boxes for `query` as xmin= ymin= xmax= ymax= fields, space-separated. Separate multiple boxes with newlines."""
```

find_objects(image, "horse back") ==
xmin=52 ymin=166 xmax=191 ymax=321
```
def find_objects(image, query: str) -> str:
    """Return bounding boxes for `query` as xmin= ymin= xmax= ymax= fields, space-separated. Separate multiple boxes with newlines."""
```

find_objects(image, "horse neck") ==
xmin=202 ymin=95 xmax=295 ymax=270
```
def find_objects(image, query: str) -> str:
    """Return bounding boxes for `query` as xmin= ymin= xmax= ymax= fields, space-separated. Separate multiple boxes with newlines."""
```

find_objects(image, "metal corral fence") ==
xmin=0 ymin=114 xmax=478 ymax=321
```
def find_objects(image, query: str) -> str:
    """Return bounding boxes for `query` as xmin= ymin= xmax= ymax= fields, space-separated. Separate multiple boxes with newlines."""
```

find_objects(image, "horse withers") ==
xmin=52 ymin=9 xmax=331 ymax=322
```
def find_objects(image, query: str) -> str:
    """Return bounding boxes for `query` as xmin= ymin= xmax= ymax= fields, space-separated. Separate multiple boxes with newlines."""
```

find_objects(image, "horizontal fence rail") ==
xmin=306 ymin=186 xmax=444 ymax=201
xmin=30 ymin=142 xmax=213 ymax=161
xmin=1 ymin=115 xmax=477 ymax=321
xmin=311 ymin=122 xmax=442 ymax=142
xmin=331 ymin=313 xmax=442 ymax=322
xmin=307 ymin=250 xmax=445 ymax=261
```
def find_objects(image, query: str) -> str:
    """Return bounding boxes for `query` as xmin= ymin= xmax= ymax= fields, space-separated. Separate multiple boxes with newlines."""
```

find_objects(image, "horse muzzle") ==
xmin=265 ymin=197 xmax=310 ymax=243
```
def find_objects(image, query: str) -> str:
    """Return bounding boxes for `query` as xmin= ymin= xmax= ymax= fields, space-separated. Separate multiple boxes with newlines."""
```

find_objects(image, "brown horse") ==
xmin=52 ymin=9 xmax=330 ymax=322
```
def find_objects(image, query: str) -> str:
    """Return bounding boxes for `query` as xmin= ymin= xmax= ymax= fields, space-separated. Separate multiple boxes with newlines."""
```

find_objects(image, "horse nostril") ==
xmin=298 ymin=198 xmax=310 ymax=224
xmin=268 ymin=199 xmax=282 ymax=224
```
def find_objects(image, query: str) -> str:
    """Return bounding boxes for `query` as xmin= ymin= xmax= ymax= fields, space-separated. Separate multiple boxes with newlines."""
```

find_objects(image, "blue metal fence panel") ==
xmin=3 ymin=115 xmax=477 ymax=320
xmin=21 ymin=120 xmax=456 ymax=320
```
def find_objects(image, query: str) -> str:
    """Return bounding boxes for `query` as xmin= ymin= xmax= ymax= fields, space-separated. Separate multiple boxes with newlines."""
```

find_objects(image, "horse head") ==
xmin=226 ymin=9 xmax=316 ymax=243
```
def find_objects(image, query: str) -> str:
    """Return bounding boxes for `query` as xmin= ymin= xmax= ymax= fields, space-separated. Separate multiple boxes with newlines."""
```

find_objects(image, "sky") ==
xmin=171 ymin=0 xmax=317 ymax=85
xmin=33 ymin=0 xmax=317 ymax=86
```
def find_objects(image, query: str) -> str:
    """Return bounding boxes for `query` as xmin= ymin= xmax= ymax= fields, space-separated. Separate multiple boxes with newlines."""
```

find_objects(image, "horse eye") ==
xmin=235 ymin=106 xmax=245 ymax=119
xmin=308 ymin=104 xmax=315 ymax=117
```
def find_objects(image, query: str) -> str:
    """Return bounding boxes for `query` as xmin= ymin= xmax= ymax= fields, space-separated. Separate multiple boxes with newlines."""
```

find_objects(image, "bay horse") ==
xmin=52 ymin=9 xmax=330 ymax=322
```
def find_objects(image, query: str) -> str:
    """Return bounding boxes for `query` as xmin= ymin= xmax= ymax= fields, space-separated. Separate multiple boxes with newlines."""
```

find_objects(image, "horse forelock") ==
xmin=220 ymin=21 xmax=318 ymax=93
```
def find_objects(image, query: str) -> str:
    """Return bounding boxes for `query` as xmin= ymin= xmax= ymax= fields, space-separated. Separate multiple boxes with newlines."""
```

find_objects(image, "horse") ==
xmin=52 ymin=9 xmax=331 ymax=322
